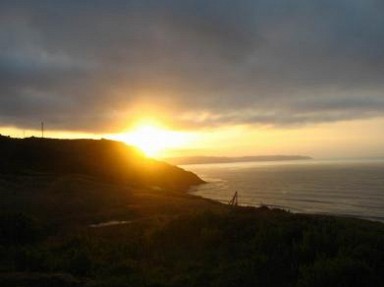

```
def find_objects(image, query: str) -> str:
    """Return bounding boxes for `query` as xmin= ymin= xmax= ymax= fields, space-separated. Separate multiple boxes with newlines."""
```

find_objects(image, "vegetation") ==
xmin=0 ymin=136 xmax=383 ymax=286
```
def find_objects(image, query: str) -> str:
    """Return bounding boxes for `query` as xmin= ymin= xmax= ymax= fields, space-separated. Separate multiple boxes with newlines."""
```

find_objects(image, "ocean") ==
xmin=183 ymin=159 xmax=384 ymax=222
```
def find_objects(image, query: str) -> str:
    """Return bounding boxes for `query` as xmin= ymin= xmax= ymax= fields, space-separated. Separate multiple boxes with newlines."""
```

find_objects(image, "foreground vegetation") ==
xmin=1 ymin=172 xmax=383 ymax=287
xmin=0 ymin=137 xmax=383 ymax=286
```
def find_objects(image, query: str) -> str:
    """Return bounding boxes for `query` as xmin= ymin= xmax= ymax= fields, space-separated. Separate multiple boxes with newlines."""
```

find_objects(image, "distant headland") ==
xmin=165 ymin=155 xmax=313 ymax=165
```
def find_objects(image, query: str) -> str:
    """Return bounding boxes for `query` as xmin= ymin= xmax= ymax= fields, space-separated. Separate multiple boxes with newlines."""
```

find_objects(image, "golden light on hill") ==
xmin=111 ymin=121 xmax=194 ymax=158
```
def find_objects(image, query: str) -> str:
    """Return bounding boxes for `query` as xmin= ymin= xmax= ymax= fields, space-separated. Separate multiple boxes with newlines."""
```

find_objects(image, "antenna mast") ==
xmin=41 ymin=122 xmax=44 ymax=138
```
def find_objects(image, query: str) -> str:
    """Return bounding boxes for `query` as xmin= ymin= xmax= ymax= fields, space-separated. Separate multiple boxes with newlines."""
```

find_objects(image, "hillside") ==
xmin=1 ymin=173 xmax=383 ymax=287
xmin=0 ymin=135 xmax=203 ymax=191
xmin=0 ymin=136 xmax=383 ymax=287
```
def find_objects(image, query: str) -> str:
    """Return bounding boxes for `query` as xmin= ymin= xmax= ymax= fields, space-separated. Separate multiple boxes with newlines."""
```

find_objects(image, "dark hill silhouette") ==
xmin=0 ymin=135 xmax=203 ymax=190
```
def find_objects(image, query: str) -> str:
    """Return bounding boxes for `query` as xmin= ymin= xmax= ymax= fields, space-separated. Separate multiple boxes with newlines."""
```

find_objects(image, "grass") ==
xmin=1 ymin=171 xmax=384 ymax=287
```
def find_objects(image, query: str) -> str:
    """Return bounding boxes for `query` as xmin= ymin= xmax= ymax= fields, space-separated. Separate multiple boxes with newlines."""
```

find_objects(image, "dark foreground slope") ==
xmin=0 ymin=136 xmax=203 ymax=191
xmin=0 ymin=136 xmax=383 ymax=287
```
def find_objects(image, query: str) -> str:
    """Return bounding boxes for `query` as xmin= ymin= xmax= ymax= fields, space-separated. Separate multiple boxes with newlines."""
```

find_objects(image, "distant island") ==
xmin=165 ymin=155 xmax=312 ymax=165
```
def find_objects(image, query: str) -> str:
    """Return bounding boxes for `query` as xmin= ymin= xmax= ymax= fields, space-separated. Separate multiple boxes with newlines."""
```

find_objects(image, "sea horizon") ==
xmin=183 ymin=158 xmax=384 ymax=223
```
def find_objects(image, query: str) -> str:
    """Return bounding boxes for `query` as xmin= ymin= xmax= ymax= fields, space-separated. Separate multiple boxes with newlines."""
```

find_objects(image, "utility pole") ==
xmin=41 ymin=122 xmax=44 ymax=138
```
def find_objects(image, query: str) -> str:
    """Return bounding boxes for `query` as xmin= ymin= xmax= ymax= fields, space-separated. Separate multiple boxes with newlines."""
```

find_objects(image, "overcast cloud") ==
xmin=1 ymin=0 xmax=384 ymax=132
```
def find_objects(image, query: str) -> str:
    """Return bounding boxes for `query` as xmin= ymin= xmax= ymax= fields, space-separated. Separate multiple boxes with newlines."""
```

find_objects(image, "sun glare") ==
xmin=115 ymin=123 xmax=191 ymax=157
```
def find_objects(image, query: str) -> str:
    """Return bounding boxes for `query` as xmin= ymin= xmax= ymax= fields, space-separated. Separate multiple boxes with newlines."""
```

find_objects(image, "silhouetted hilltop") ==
xmin=0 ymin=135 xmax=203 ymax=190
xmin=166 ymin=155 xmax=312 ymax=165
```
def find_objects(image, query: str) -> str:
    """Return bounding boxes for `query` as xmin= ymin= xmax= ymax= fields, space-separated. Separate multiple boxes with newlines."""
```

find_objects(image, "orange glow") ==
xmin=111 ymin=121 xmax=193 ymax=158
xmin=3 ymin=116 xmax=384 ymax=160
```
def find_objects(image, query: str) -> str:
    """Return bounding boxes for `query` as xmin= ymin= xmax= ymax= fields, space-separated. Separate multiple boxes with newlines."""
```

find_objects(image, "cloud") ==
xmin=1 ymin=0 xmax=384 ymax=132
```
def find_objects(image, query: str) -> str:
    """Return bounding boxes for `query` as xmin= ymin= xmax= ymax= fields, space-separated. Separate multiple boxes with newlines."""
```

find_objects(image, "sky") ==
xmin=1 ymin=0 xmax=384 ymax=158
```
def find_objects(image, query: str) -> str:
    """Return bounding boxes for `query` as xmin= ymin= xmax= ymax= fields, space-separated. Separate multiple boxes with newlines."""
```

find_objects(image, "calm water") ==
xmin=183 ymin=159 xmax=384 ymax=222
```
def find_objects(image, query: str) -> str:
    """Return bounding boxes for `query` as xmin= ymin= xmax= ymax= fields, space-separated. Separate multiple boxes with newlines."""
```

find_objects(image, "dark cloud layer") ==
xmin=1 ymin=0 xmax=384 ymax=132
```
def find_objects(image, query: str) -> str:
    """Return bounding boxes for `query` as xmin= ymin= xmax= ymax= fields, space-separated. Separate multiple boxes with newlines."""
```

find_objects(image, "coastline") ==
xmin=1 ymin=171 xmax=384 ymax=286
xmin=1 ymin=139 xmax=383 ymax=286
xmin=184 ymin=158 xmax=384 ymax=224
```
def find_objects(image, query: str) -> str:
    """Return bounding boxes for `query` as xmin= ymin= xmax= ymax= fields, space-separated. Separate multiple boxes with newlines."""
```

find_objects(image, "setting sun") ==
xmin=112 ymin=123 xmax=192 ymax=157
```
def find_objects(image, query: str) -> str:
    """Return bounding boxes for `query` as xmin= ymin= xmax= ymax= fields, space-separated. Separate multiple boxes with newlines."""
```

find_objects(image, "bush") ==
xmin=298 ymin=257 xmax=377 ymax=287
xmin=0 ymin=213 xmax=42 ymax=246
